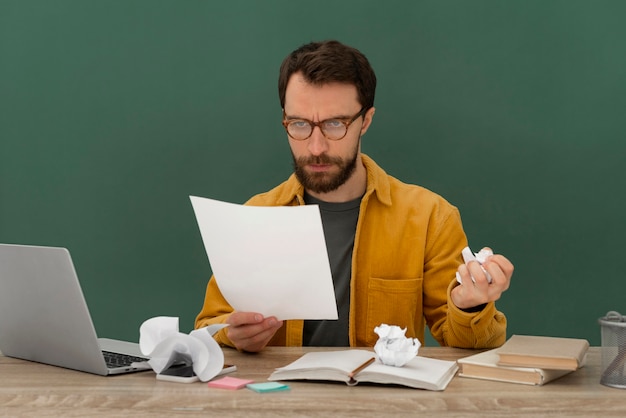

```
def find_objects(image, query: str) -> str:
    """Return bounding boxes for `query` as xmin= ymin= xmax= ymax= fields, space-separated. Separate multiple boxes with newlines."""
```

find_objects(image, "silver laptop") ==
xmin=0 ymin=243 xmax=151 ymax=375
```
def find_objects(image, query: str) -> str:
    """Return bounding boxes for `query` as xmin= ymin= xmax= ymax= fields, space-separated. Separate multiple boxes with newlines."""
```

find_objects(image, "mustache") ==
xmin=297 ymin=155 xmax=343 ymax=165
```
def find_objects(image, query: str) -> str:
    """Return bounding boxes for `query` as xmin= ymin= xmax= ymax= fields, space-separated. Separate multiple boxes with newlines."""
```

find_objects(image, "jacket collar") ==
xmin=274 ymin=154 xmax=392 ymax=207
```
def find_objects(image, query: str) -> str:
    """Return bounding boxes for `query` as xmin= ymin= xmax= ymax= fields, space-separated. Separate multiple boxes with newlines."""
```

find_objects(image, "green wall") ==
xmin=1 ymin=1 xmax=625 ymax=346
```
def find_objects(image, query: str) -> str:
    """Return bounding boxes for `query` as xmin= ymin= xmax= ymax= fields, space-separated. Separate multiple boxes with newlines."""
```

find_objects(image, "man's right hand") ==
xmin=225 ymin=312 xmax=283 ymax=352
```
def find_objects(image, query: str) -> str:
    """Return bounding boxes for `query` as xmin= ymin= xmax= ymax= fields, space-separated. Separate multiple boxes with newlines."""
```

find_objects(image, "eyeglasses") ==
xmin=282 ymin=108 xmax=367 ymax=141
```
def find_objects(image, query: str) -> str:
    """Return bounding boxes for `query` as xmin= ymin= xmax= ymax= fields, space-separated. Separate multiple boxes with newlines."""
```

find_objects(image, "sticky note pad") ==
xmin=208 ymin=376 xmax=254 ymax=390
xmin=246 ymin=382 xmax=290 ymax=393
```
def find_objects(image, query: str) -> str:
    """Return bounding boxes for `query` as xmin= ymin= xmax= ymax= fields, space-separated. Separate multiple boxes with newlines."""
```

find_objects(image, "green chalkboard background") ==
xmin=1 ymin=1 xmax=625 ymax=346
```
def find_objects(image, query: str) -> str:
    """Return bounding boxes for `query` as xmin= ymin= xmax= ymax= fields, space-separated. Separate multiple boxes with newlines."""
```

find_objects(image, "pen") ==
xmin=348 ymin=357 xmax=376 ymax=378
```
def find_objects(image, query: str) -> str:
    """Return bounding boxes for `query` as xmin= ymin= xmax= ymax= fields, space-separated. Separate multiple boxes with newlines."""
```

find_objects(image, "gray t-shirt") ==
xmin=302 ymin=193 xmax=361 ymax=346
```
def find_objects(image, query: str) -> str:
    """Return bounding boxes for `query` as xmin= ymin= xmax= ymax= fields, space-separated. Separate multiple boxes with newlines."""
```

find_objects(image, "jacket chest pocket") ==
xmin=365 ymin=277 xmax=423 ymax=346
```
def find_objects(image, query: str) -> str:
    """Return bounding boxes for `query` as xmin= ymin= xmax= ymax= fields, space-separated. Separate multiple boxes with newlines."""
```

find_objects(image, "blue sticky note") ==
xmin=246 ymin=382 xmax=290 ymax=393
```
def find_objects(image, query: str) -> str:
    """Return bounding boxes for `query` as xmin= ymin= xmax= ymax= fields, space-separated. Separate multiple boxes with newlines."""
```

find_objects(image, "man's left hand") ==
xmin=450 ymin=249 xmax=514 ymax=310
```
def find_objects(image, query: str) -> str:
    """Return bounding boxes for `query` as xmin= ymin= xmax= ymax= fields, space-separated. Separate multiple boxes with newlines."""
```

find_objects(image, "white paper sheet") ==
xmin=190 ymin=195 xmax=338 ymax=320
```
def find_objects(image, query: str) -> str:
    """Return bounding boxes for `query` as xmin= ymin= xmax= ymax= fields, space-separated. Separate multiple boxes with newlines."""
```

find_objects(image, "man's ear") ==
xmin=360 ymin=107 xmax=376 ymax=136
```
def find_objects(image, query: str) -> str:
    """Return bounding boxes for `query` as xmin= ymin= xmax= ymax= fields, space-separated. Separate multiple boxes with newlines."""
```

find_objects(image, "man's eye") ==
xmin=323 ymin=120 xmax=343 ymax=128
xmin=290 ymin=121 xmax=310 ymax=128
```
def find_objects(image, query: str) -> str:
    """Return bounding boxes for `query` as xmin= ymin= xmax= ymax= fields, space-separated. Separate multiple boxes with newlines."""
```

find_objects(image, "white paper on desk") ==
xmin=190 ymin=195 xmax=338 ymax=320
xmin=139 ymin=316 xmax=227 ymax=382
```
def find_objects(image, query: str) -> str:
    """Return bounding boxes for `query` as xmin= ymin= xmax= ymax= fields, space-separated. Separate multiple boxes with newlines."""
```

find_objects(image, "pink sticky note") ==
xmin=207 ymin=376 xmax=254 ymax=390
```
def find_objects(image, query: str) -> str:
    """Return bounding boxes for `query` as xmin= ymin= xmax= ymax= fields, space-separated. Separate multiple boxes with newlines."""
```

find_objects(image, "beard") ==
xmin=291 ymin=143 xmax=360 ymax=194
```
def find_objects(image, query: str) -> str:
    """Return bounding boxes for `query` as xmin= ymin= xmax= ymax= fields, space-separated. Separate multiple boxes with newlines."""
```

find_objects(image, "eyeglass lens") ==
xmin=287 ymin=120 xmax=347 ymax=140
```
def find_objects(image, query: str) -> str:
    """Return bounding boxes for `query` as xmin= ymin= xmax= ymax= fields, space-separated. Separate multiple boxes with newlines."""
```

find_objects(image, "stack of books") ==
xmin=457 ymin=335 xmax=589 ymax=386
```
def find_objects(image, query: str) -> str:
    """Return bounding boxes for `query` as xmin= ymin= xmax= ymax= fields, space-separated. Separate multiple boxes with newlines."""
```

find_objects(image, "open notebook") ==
xmin=0 ymin=243 xmax=151 ymax=375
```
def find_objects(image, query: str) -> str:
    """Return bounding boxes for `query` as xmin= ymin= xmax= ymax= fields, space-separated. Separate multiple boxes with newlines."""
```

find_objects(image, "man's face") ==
xmin=283 ymin=73 xmax=371 ymax=194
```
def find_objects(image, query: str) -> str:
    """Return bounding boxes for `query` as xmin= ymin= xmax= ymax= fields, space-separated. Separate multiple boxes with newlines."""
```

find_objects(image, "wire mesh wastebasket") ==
xmin=598 ymin=311 xmax=626 ymax=389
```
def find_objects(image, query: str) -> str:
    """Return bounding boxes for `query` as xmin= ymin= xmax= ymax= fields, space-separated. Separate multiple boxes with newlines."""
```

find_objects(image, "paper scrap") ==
xmin=139 ymin=316 xmax=227 ymax=382
xmin=246 ymin=382 xmax=290 ymax=393
xmin=190 ymin=195 xmax=338 ymax=320
xmin=373 ymin=324 xmax=420 ymax=367
xmin=455 ymin=246 xmax=493 ymax=284
xmin=208 ymin=376 xmax=254 ymax=390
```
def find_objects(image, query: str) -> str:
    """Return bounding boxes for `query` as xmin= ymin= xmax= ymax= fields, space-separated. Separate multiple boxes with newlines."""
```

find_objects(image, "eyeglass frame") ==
xmin=281 ymin=107 xmax=368 ymax=141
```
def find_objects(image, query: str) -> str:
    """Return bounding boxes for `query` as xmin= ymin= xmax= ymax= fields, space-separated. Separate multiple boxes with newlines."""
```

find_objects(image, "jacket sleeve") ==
xmin=422 ymin=206 xmax=507 ymax=349
xmin=442 ymin=280 xmax=507 ymax=348
xmin=194 ymin=276 xmax=236 ymax=347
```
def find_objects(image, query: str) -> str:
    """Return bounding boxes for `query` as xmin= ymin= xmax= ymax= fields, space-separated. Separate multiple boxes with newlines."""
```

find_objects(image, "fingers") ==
xmin=466 ymin=261 xmax=492 ymax=286
xmin=451 ymin=249 xmax=514 ymax=310
xmin=481 ymin=252 xmax=513 ymax=293
xmin=226 ymin=312 xmax=283 ymax=352
xmin=456 ymin=263 xmax=482 ymax=286
xmin=484 ymin=254 xmax=514 ymax=280
xmin=226 ymin=311 xmax=264 ymax=327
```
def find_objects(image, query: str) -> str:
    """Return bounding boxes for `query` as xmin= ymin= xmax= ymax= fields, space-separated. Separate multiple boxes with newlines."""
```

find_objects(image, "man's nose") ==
xmin=307 ymin=125 xmax=329 ymax=156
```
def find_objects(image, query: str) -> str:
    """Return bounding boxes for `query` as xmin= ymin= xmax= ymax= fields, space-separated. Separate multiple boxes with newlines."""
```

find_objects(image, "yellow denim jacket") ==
xmin=195 ymin=154 xmax=506 ymax=348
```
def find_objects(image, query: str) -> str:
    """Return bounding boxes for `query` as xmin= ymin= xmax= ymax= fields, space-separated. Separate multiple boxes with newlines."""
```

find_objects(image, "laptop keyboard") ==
xmin=102 ymin=350 xmax=149 ymax=368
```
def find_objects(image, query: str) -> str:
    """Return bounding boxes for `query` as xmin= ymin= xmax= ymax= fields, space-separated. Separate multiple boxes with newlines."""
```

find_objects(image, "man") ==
xmin=195 ymin=40 xmax=514 ymax=352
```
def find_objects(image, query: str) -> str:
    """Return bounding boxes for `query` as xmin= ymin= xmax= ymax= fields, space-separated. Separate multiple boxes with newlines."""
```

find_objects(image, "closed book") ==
xmin=457 ymin=348 xmax=573 ymax=386
xmin=268 ymin=349 xmax=458 ymax=391
xmin=496 ymin=335 xmax=589 ymax=371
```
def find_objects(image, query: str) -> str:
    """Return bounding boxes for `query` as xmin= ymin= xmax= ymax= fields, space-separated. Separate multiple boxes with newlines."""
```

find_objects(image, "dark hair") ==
xmin=278 ymin=40 xmax=376 ymax=110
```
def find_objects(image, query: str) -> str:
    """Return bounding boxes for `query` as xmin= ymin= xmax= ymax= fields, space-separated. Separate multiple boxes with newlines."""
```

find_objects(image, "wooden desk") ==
xmin=1 ymin=347 xmax=625 ymax=417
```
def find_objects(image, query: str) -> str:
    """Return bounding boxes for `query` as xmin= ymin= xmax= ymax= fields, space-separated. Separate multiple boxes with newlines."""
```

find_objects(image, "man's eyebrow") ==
xmin=283 ymin=113 xmax=306 ymax=120
xmin=326 ymin=114 xmax=354 ymax=120
xmin=284 ymin=113 xmax=353 ymax=120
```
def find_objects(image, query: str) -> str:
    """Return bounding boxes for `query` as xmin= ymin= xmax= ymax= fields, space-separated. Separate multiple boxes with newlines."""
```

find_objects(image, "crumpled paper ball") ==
xmin=139 ymin=316 xmax=228 ymax=382
xmin=373 ymin=324 xmax=421 ymax=367
xmin=456 ymin=246 xmax=494 ymax=284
